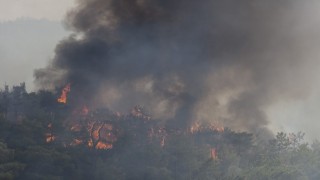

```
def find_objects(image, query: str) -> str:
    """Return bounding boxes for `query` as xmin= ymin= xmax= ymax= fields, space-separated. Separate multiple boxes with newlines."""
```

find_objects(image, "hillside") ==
xmin=0 ymin=84 xmax=319 ymax=180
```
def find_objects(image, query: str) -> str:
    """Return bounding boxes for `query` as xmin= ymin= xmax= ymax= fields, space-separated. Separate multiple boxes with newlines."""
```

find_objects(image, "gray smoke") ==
xmin=35 ymin=0 xmax=320 ymax=136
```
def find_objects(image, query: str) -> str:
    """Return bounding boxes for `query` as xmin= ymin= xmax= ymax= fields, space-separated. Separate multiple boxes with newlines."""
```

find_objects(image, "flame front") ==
xmin=130 ymin=106 xmax=151 ymax=120
xmin=57 ymin=83 xmax=71 ymax=104
xmin=95 ymin=142 xmax=113 ymax=150
xmin=190 ymin=121 xmax=224 ymax=134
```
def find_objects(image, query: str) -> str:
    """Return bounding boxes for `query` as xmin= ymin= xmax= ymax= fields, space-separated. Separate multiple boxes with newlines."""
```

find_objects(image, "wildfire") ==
xmin=85 ymin=121 xmax=115 ymax=149
xmin=148 ymin=127 xmax=168 ymax=147
xmin=95 ymin=142 xmax=113 ymax=150
xmin=81 ymin=105 xmax=89 ymax=116
xmin=70 ymin=123 xmax=82 ymax=131
xmin=215 ymin=126 xmax=224 ymax=133
xmin=46 ymin=107 xmax=119 ymax=150
xmin=190 ymin=122 xmax=224 ymax=134
xmin=70 ymin=139 xmax=83 ymax=146
xmin=190 ymin=122 xmax=201 ymax=134
xmin=210 ymin=148 xmax=218 ymax=160
xmin=46 ymin=123 xmax=55 ymax=143
xmin=46 ymin=133 xmax=55 ymax=143
xmin=88 ymin=139 xmax=94 ymax=147
xmin=130 ymin=106 xmax=151 ymax=120
xmin=57 ymin=83 xmax=71 ymax=104
xmin=160 ymin=137 xmax=165 ymax=147
xmin=69 ymin=119 xmax=117 ymax=150
xmin=71 ymin=105 xmax=90 ymax=116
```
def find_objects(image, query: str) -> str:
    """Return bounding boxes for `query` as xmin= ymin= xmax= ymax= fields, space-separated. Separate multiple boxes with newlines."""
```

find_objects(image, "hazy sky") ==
xmin=0 ymin=0 xmax=75 ymax=90
xmin=0 ymin=0 xmax=75 ymax=22
xmin=1 ymin=0 xmax=320 ymax=141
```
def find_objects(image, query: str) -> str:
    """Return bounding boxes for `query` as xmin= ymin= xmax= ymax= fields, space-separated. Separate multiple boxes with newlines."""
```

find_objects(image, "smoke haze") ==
xmin=35 ymin=0 xmax=320 ymax=137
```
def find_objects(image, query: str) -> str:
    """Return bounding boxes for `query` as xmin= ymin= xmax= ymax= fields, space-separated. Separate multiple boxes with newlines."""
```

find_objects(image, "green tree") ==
xmin=0 ymin=141 xmax=25 ymax=179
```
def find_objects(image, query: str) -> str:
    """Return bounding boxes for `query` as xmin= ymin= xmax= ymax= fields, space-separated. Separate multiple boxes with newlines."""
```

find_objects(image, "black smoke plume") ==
xmin=35 ymin=0 xmax=319 ymax=136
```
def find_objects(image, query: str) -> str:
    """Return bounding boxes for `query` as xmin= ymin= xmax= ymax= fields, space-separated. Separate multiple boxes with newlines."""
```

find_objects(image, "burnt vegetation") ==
xmin=0 ymin=84 xmax=319 ymax=180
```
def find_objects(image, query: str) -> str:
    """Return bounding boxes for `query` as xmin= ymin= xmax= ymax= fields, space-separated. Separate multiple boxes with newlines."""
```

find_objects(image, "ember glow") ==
xmin=46 ymin=123 xmax=55 ymax=143
xmin=81 ymin=105 xmax=89 ymax=116
xmin=190 ymin=122 xmax=224 ymax=134
xmin=210 ymin=148 xmax=218 ymax=160
xmin=77 ymin=120 xmax=117 ymax=150
xmin=148 ymin=127 xmax=168 ymax=147
xmin=57 ymin=83 xmax=71 ymax=104
xmin=87 ymin=122 xmax=117 ymax=150
xmin=48 ymin=123 xmax=52 ymax=128
xmin=70 ymin=139 xmax=83 ymax=146
xmin=160 ymin=137 xmax=165 ymax=147
xmin=46 ymin=105 xmax=119 ymax=150
xmin=45 ymin=133 xmax=55 ymax=143
xmin=95 ymin=141 xmax=113 ymax=150
xmin=130 ymin=106 xmax=151 ymax=120
xmin=49 ymin=76 xmax=225 ymax=151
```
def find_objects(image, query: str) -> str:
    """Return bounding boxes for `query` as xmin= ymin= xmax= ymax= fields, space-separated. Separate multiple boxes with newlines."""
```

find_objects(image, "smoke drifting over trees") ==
xmin=0 ymin=85 xmax=320 ymax=179
xmin=35 ymin=0 xmax=320 ymax=136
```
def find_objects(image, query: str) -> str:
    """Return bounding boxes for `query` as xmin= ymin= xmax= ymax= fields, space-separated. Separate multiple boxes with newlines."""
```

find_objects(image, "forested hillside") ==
xmin=0 ymin=84 xmax=319 ymax=180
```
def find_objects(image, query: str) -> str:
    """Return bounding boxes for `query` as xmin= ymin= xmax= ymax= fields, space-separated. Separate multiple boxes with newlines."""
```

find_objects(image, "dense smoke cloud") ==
xmin=35 ymin=0 xmax=320 ymax=136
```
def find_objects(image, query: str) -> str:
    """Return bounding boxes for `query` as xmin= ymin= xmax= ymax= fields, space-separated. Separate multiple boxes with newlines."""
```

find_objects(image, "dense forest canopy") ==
xmin=0 ymin=83 xmax=319 ymax=180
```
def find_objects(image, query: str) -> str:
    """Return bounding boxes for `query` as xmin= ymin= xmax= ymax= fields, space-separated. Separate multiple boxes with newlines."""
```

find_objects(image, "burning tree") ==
xmin=57 ymin=83 xmax=71 ymax=104
xmin=0 ymin=87 xmax=319 ymax=179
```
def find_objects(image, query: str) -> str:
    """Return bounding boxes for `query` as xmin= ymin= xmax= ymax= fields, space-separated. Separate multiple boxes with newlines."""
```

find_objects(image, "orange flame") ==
xmin=96 ymin=142 xmax=113 ymax=150
xmin=46 ymin=123 xmax=55 ymax=143
xmin=70 ymin=139 xmax=83 ymax=146
xmin=190 ymin=122 xmax=224 ymax=133
xmin=92 ymin=125 xmax=102 ymax=141
xmin=45 ymin=121 xmax=117 ymax=150
xmin=46 ymin=133 xmax=55 ymax=143
xmin=88 ymin=139 xmax=94 ymax=147
xmin=57 ymin=83 xmax=71 ymax=104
